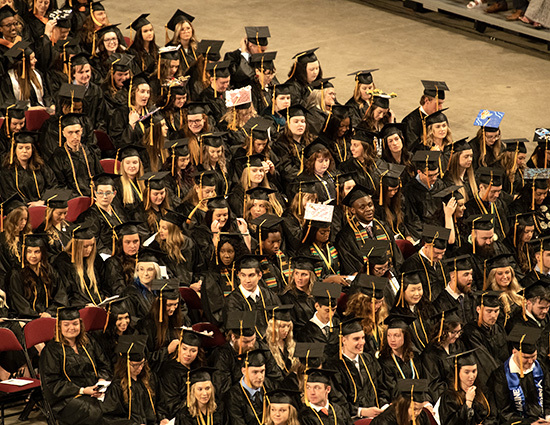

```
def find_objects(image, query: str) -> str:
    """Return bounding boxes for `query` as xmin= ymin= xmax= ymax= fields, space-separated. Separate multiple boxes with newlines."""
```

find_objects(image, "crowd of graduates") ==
xmin=1 ymin=0 xmax=550 ymax=425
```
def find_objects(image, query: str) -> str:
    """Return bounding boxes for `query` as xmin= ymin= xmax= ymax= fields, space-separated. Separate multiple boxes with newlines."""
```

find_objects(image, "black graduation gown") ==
xmin=156 ymin=358 xmax=193 ymax=421
xmin=53 ymin=251 xmax=104 ymax=306
xmin=147 ymin=238 xmax=202 ymax=286
xmin=345 ymin=97 xmax=369 ymax=129
xmin=250 ymin=79 xmax=272 ymax=116
xmin=279 ymin=288 xmax=316 ymax=335
xmin=401 ymin=106 xmax=427 ymax=152
xmin=103 ymin=254 xmax=135 ymax=296
xmin=39 ymin=339 xmax=111 ymax=425
xmin=176 ymin=404 xmax=226 ymax=425
xmin=403 ymin=177 xmax=445 ymax=241
xmin=226 ymin=382 xmax=267 ymax=425
xmin=391 ymin=305 xmax=434 ymax=355
xmin=339 ymin=158 xmax=379 ymax=194
xmin=307 ymin=107 xmax=329 ymax=137
xmin=464 ymin=196 xmax=509 ymax=241
xmin=128 ymin=46 xmax=156 ymax=76
xmin=298 ymin=317 xmax=342 ymax=362
xmin=370 ymin=404 xmax=431 ymax=425
xmin=0 ymin=164 xmax=58 ymax=202
xmin=49 ymin=144 xmax=103 ymax=197
xmin=202 ymin=265 xmax=237 ymax=327
xmin=489 ymin=361 xmax=550 ymax=423
xmin=271 ymin=136 xmax=305 ymax=199
xmin=76 ymin=204 xmax=127 ymax=256
xmin=0 ymin=69 xmax=52 ymax=107
xmin=121 ymin=280 xmax=155 ymax=322
xmin=285 ymin=79 xmax=310 ymax=107
xmin=35 ymin=223 xmax=74 ymax=258
xmin=439 ymin=389 xmax=494 ymax=425
xmin=107 ymin=104 xmax=148 ymax=150
xmin=298 ymin=243 xmax=340 ymax=278
xmin=327 ymin=352 xmax=387 ymax=417
xmin=462 ymin=321 xmax=508 ymax=388
xmin=8 ymin=266 xmax=66 ymax=318
xmin=101 ymin=377 xmax=157 ymax=425
xmin=224 ymin=49 xmax=255 ymax=88
xmin=199 ymin=86 xmax=227 ymax=125
xmin=281 ymin=212 xmax=305 ymax=258
xmin=402 ymin=251 xmax=447 ymax=303
xmin=90 ymin=327 xmax=137 ymax=369
xmin=81 ymin=81 xmax=107 ymax=131
xmin=505 ymin=307 xmax=546 ymax=334
xmin=378 ymin=353 xmax=429 ymax=403
xmin=432 ymin=290 xmax=476 ymax=327
xmin=0 ymin=233 xmax=22 ymax=290
xmin=299 ymin=401 xmax=353 ymax=425
xmin=223 ymin=285 xmax=281 ymax=338
xmin=137 ymin=314 xmax=181 ymax=373
xmin=420 ymin=342 xmax=465 ymax=402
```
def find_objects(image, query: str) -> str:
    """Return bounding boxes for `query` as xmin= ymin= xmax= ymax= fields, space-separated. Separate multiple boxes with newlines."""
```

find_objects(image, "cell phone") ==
xmin=93 ymin=384 xmax=106 ymax=392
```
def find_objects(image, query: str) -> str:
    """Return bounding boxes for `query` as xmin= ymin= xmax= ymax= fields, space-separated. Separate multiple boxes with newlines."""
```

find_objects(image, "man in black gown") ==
xmin=522 ymin=237 xmax=550 ymax=288
xmin=506 ymin=282 xmax=550 ymax=332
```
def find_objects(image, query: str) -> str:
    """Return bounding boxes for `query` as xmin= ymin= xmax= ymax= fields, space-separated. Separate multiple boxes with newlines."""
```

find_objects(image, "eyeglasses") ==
xmin=449 ymin=329 xmax=463 ymax=336
xmin=2 ymin=22 xmax=17 ymax=28
xmin=96 ymin=191 xmax=114 ymax=197
xmin=104 ymin=37 xmax=117 ymax=43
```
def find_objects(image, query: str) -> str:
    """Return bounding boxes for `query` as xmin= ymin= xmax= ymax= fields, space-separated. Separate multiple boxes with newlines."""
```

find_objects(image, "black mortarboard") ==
xmin=244 ymin=116 xmax=272 ymax=140
xmin=477 ymin=167 xmax=503 ymax=186
xmin=166 ymin=9 xmax=195 ymax=32
xmin=151 ymin=279 xmax=180 ymax=300
xmin=379 ymin=123 xmax=406 ymax=141
xmin=43 ymin=189 xmax=71 ymax=209
xmin=467 ymin=214 xmax=494 ymax=231
xmin=193 ymin=170 xmax=217 ymax=187
xmin=0 ymin=193 xmax=25 ymax=217
xmin=518 ymin=282 xmax=548 ymax=301
xmin=137 ymin=247 xmax=161 ymax=263
xmin=273 ymin=83 xmax=292 ymax=97
xmin=4 ymin=41 xmax=31 ymax=62
xmin=225 ymin=311 xmax=256 ymax=337
xmin=249 ymin=213 xmax=284 ymax=232
xmin=265 ymin=305 xmax=293 ymax=322
xmin=447 ymin=348 xmax=478 ymax=391
xmin=113 ymin=221 xmax=140 ymax=238
xmin=206 ymin=61 xmax=231 ymax=78
xmin=60 ymin=112 xmax=83 ymax=128
xmin=507 ymin=325 xmax=541 ymax=354
xmin=164 ymin=138 xmax=189 ymax=157
xmin=206 ymin=196 xmax=229 ymax=210
xmin=196 ymin=40 xmax=224 ymax=61
xmin=96 ymin=24 xmax=120 ymax=41
xmin=57 ymin=305 xmax=82 ymax=321
xmin=237 ymin=254 xmax=264 ymax=271
xmin=125 ymin=72 xmax=150 ymax=89
xmin=396 ymin=379 xmax=429 ymax=402
xmin=161 ymin=210 xmax=185 ymax=227
xmin=383 ymin=312 xmax=416 ymax=329
xmin=348 ymin=69 xmax=378 ymax=85
xmin=72 ymin=225 xmax=95 ymax=240
xmin=184 ymin=101 xmax=208 ymax=116
xmin=13 ymin=131 xmax=39 ymax=145
xmin=400 ymin=269 xmax=422 ymax=288
xmin=116 ymin=335 xmax=147 ymax=361
xmin=139 ymin=171 xmax=170 ymax=190
xmin=292 ymin=180 xmax=318 ymax=195
xmin=423 ymin=224 xmax=450 ymax=250
xmin=292 ymin=48 xmax=318 ymax=64
xmin=0 ymin=5 xmax=16 ymax=21
xmin=201 ymin=132 xmax=227 ymax=148
xmin=353 ymin=274 xmax=387 ymax=299
xmin=443 ymin=255 xmax=473 ymax=272
xmin=502 ymin=139 xmax=528 ymax=154
xmin=105 ymin=296 xmax=130 ymax=316
xmin=425 ymin=108 xmax=449 ymax=127
xmin=311 ymin=282 xmax=341 ymax=306
xmin=24 ymin=233 xmax=47 ymax=248
xmin=360 ymin=240 xmax=390 ymax=266
xmin=245 ymin=26 xmax=270 ymax=46
xmin=340 ymin=317 xmax=364 ymax=336
xmin=330 ymin=104 xmax=352 ymax=120
xmin=334 ymin=172 xmax=356 ymax=186
xmin=511 ymin=212 xmax=535 ymax=228
xmin=246 ymin=187 xmax=277 ymax=201
xmin=294 ymin=342 xmax=325 ymax=361
xmin=1 ymin=101 xmax=27 ymax=120
xmin=486 ymin=253 xmax=514 ymax=272
xmin=234 ymin=154 xmax=264 ymax=170
xmin=473 ymin=290 xmax=501 ymax=308
xmin=92 ymin=172 xmax=120 ymax=187
xmin=528 ymin=236 xmax=550 ymax=253
xmin=432 ymin=184 xmax=464 ymax=203
xmin=249 ymin=51 xmax=277 ymax=70
xmin=238 ymin=348 xmax=268 ymax=367
xmin=303 ymin=139 xmax=330 ymax=159
xmin=188 ymin=367 xmax=217 ymax=386
xmin=305 ymin=368 xmax=336 ymax=385
xmin=430 ymin=306 xmax=460 ymax=324
xmin=127 ymin=14 xmax=150 ymax=31
xmin=310 ymin=77 xmax=335 ymax=90
xmin=341 ymin=184 xmax=373 ymax=207
xmin=381 ymin=164 xmax=406 ymax=188
xmin=109 ymin=53 xmax=134 ymax=72
xmin=351 ymin=128 xmax=377 ymax=144
xmin=266 ymin=389 xmax=301 ymax=406
xmin=371 ymin=93 xmax=394 ymax=109
xmin=158 ymin=45 xmax=181 ymax=61
xmin=180 ymin=327 xmax=208 ymax=347
xmin=58 ymin=83 xmax=86 ymax=101
xmin=89 ymin=1 xmax=105 ymax=11
xmin=279 ymin=104 xmax=308 ymax=119
xmin=117 ymin=145 xmax=145 ymax=161
xmin=412 ymin=151 xmax=442 ymax=172
xmin=291 ymin=255 xmax=321 ymax=272
xmin=449 ymin=137 xmax=471 ymax=153
xmin=68 ymin=52 xmax=90 ymax=66
xmin=421 ymin=80 xmax=449 ymax=99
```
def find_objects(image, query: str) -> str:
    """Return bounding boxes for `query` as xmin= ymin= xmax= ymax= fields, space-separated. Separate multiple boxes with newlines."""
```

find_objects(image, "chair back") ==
xmin=66 ymin=196 xmax=93 ymax=222
xmin=23 ymin=317 xmax=56 ymax=349
xmin=0 ymin=328 xmax=24 ymax=352
xmin=25 ymin=109 xmax=51 ymax=131
xmin=192 ymin=322 xmax=226 ymax=348
xmin=79 ymin=307 xmax=108 ymax=332
xmin=28 ymin=205 xmax=47 ymax=229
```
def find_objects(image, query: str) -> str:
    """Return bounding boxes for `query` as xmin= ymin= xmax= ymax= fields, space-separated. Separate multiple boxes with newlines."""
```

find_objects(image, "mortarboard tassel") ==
xmin=411 ymin=385 xmax=416 ymax=425
xmin=238 ymin=320 xmax=243 ymax=355
xmin=186 ymin=370 xmax=191 ymax=407
xmin=437 ymin=311 xmax=444 ymax=343
xmin=103 ymin=303 xmax=111 ymax=333
xmin=522 ymin=296 xmax=527 ymax=322
xmin=519 ymin=335 xmax=525 ymax=378
xmin=338 ymin=322 xmax=343 ymax=360
xmin=301 ymin=221 xmax=312 ymax=244
xmin=477 ymin=293 xmax=485 ymax=327
xmin=127 ymin=343 xmax=134 ymax=420
xmin=454 ymin=357 xmax=458 ymax=391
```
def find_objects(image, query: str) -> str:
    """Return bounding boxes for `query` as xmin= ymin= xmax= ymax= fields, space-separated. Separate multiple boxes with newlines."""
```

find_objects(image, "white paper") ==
xmin=99 ymin=253 xmax=111 ymax=261
xmin=98 ymin=295 xmax=119 ymax=307
xmin=0 ymin=378 xmax=34 ymax=386
xmin=304 ymin=203 xmax=334 ymax=223
xmin=381 ymin=404 xmax=390 ymax=411
xmin=167 ymin=419 xmax=176 ymax=425
xmin=95 ymin=380 xmax=111 ymax=393
xmin=143 ymin=233 xmax=157 ymax=246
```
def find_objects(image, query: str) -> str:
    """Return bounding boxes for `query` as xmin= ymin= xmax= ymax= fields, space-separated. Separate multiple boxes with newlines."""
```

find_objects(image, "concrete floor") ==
xmin=6 ymin=0 xmax=550 ymax=423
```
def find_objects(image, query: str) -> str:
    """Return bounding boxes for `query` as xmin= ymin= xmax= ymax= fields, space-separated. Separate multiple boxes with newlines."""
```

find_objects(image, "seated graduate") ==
xmin=488 ymin=325 xmax=550 ymax=424
xmin=439 ymin=349 xmax=493 ymax=425
xmin=103 ymin=221 xmax=142 ymax=296
xmin=280 ymin=342 xmax=324 ymax=402
xmin=114 ymin=145 xmax=147 ymax=224
xmin=227 ymin=348 xmax=271 ymax=425
xmin=522 ymin=236 xmax=550 ymax=289
xmin=137 ymin=171 xmax=172 ymax=236
xmin=265 ymin=305 xmax=298 ymax=377
xmin=264 ymin=388 xmax=301 ymax=425
xmin=299 ymin=368 xmax=353 ymax=425
xmin=507 ymin=282 xmax=550 ymax=331
xmin=327 ymin=317 xmax=386 ymax=420
xmin=370 ymin=379 xmax=432 ymax=425
xmin=299 ymin=139 xmax=337 ymax=203
xmin=39 ymin=306 xmax=111 ymax=425
xmin=0 ymin=100 xmax=27 ymax=159
xmin=101 ymin=335 xmax=157 ymax=425
xmin=223 ymin=254 xmax=281 ymax=338
xmin=177 ymin=170 xmax=217 ymax=227
xmin=161 ymin=138 xmax=195 ymax=203
xmin=297 ymin=282 xmax=342 ymax=361
xmin=504 ymin=212 xmax=536 ymax=279
xmin=157 ymin=328 xmax=210 ymax=424
xmin=176 ymin=367 xmax=226 ymax=425
xmin=8 ymin=232 xmax=65 ymax=318
xmin=52 ymin=225 xmax=105 ymax=306
xmin=138 ymin=279 xmax=187 ymax=371
xmin=37 ymin=189 xmax=74 ymax=256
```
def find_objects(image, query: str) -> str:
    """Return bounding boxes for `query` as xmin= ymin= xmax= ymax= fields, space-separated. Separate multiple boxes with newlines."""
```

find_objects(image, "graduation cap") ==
xmin=305 ymin=368 xmax=335 ymax=385
xmin=311 ymin=282 xmax=341 ymax=307
xmin=245 ymin=26 xmax=270 ymax=46
xmin=473 ymin=290 xmax=501 ymax=327
xmin=238 ymin=348 xmax=268 ymax=368
xmin=351 ymin=127 xmax=377 ymax=144
xmin=360 ymin=240 xmax=390 ymax=271
xmin=237 ymin=254 xmax=264 ymax=271
xmin=508 ymin=325 xmax=541 ymax=378
xmin=447 ymin=349 xmax=478 ymax=391
xmin=89 ymin=1 xmax=105 ymax=11
xmin=432 ymin=185 xmax=464 ymax=204
xmin=341 ymin=184 xmax=373 ymax=207
xmin=486 ymin=253 xmax=514 ymax=272
xmin=0 ymin=5 xmax=16 ymax=21
xmin=423 ymin=224 xmax=450 ymax=250
xmin=68 ymin=52 xmax=90 ymax=67
xmin=272 ymin=82 xmax=292 ymax=97
xmin=103 ymin=296 xmax=131 ymax=327
xmin=117 ymin=145 xmax=145 ymax=162
xmin=384 ymin=312 xmax=416 ymax=329
xmin=243 ymin=116 xmax=272 ymax=142
xmin=292 ymin=47 xmax=318 ymax=64
xmin=4 ymin=41 xmax=32 ymax=62
xmin=371 ymin=91 xmax=396 ymax=109
xmin=528 ymin=236 xmax=550 ymax=253
xmin=183 ymin=101 xmax=208 ymax=116
xmin=380 ymin=164 xmax=406 ymax=189
xmin=57 ymin=304 xmax=83 ymax=321
xmin=151 ymin=279 xmax=179 ymax=299
xmin=510 ymin=212 xmax=535 ymax=246
xmin=92 ymin=172 xmax=120 ymax=188
xmin=0 ymin=193 xmax=26 ymax=230
xmin=137 ymin=247 xmax=161 ymax=264
xmin=340 ymin=316 xmax=364 ymax=337
xmin=225 ymin=311 xmax=256 ymax=341
xmin=265 ymin=304 xmax=293 ymax=322
xmin=431 ymin=306 xmax=461 ymax=342
xmin=291 ymin=255 xmax=321 ymax=272
xmin=60 ymin=112 xmax=83 ymax=128
xmin=249 ymin=214 xmax=283 ymax=254
xmin=201 ymin=131 xmax=227 ymax=148
xmin=502 ymin=138 xmax=528 ymax=154
xmin=158 ymin=44 xmax=181 ymax=61
xmin=303 ymin=139 xmax=330 ymax=159
xmin=1 ymin=101 xmax=28 ymax=122
xmin=425 ymin=108 xmax=449 ymax=127
xmin=166 ymin=9 xmax=195 ymax=32
xmin=379 ymin=123 xmax=406 ymax=141
xmin=108 ymin=53 xmax=134 ymax=73
xmin=127 ymin=13 xmax=150 ymax=31
xmin=249 ymin=51 xmax=277 ymax=71
xmin=294 ymin=342 xmax=325 ymax=363
xmin=196 ymin=40 xmax=224 ymax=61
xmin=348 ymin=69 xmax=378 ymax=85
xmin=96 ymin=24 xmax=120 ymax=41
xmin=473 ymin=109 xmax=505 ymax=133
xmin=279 ymin=104 xmax=308 ymax=120
xmin=477 ymin=167 xmax=503 ymax=187
xmin=421 ymin=80 xmax=449 ymax=99
xmin=395 ymin=269 xmax=423 ymax=307
xmin=449 ymin=137 xmax=471 ymax=155
xmin=188 ymin=367 xmax=216 ymax=386
xmin=193 ymin=170 xmax=217 ymax=187
xmin=43 ymin=188 xmax=71 ymax=209
xmin=330 ymin=104 xmax=352 ymax=120
xmin=412 ymin=151 xmax=441 ymax=172
xmin=58 ymin=83 xmax=86 ymax=105
xmin=396 ymin=379 xmax=429 ymax=403
xmin=266 ymin=388 xmax=301 ymax=407
xmin=161 ymin=209 xmax=185 ymax=227
xmin=116 ymin=335 xmax=147 ymax=361
xmin=23 ymin=232 xmax=47 ymax=249
xmin=468 ymin=214 xmax=493 ymax=231
xmin=443 ymin=254 xmax=473 ymax=274
xmin=139 ymin=171 xmax=170 ymax=191
xmin=13 ymin=131 xmax=39 ymax=145
xmin=179 ymin=327 xmax=211 ymax=347
xmin=206 ymin=195 xmax=229 ymax=210
xmin=353 ymin=274 xmax=387 ymax=299
xmin=246 ymin=187 xmax=277 ymax=201
xmin=310 ymin=77 xmax=335 ymax=90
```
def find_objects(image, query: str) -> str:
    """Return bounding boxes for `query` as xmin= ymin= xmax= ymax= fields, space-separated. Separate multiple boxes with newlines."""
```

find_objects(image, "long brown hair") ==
xmin=150 ymin=296 xmax=182 ymax=349
xmin=113 ymin=356 xmax=155 ymax=403
xmin=380 ymin=328 xmax=415 ymax=362
xmin=21 ymin=244 xmax=53 ymax=301
xmin=157 ymin=221 xmax=185 ymax=263
xmin=2 ymin=143 xmax=46 ymax=170
xmin=394 ymin=396 xmax=413 ymax=425
xmin=183 ymin=116 xmax=210 ymax=165
xmin=3 ymin=206 xmax=31 ymax=258
xmin=445 ymin=149 xmax=478 ymax=200
xmin=143 ymin=120 xmax=168 ymax=173
xmin=11 ymin=53 xmax=43 ymax=101
xmin=143 ymin=187 xmax=171 ymax=232
xmin=380 ymin=184 xmax=404 ymax=236
xmin=344 ymin=292 xmax=388 ymax=338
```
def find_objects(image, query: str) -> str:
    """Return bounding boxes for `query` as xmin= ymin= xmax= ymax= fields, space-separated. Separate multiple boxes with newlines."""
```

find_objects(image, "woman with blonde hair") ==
xmin=183 ymin=103 xmax=212 ymax=166
xmin=39 ymin=306 xmax=110 ymax=425
xmin=177 ymin=170 xmax=217 ymax=227
xmin=265 ymin=389 xmax=300 ymax=425
xmin=197 ymin=133 xmax=230 ymax=197
xmin=266 ymin=306 xmax=298 ymax=375
xmin=0 ymin=195 xmax=31 ymax=285
xmin=53 ymin=226 xmax=103 ymax=306
xmin=282 ymin=182 xmax=318 ymax=255
xmin=221 ymin=102 xmax=257 ymax=145
xmin=484 ymin=254 xmax=523 ymax=328
xmin=305 ymin=79 xmax=336 ymax=137
xmin=496 ymin=139 xmax=527 ymax=196
xmin=114 ymin=146 xmax=146 ymax=221
xmin=36 ymin=190 xmax=73 ymax=255
xmin=443 ymin=138 xmax=478 ymax=201
xmin=346 ymin=70 xmax=376 ymax=127
xmin=165 ymin=9 xmax=198 ymax=70
xmin=137 ymin=171 xmax=171 ymax=235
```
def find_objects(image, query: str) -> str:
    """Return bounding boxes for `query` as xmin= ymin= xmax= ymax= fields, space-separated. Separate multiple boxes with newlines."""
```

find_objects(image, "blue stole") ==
xmin=504 ymin=358 xmax=544 ymax=417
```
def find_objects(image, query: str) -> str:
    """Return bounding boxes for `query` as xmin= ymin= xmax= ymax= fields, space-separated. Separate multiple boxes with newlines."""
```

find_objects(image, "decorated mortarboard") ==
xmin=524 ymin=168 xmax=550 ymax=190
xmin=127 ymin=13 xmax=150 ymax=31
xmin=360 ymin=240 xmax=390 ymax=266
xmin=383 ymin=312 xmax=416 ymax=329
xmin=161 ymin=210 xmax=186 ymax=227
xmin=13 ymin=131 xmax=39 ymax=145
xmin=225 ymin=86 xmax=252 ymax=109
xmin=486 ymin=253 xmax=514 ymax=272
xmin=225 ymin=311 xmax=256 ymax=337
xmin=188 ymin=367 xmax=217 ymax=386
xmin=139 ymin=171 xmax=170 ymax=190
xmin=502 ymin=138 xmax=528 ymax=154
xmin=237 ymin=348 xmax=268 ymax=367
xmin=249 ymin=51 xmax=277 ymax=70
xmin=193 ymin=170 xmax=217 ymax=187
xmin=206 ymin=196 xmax=229 ymax=210
xmin=474 ymin=109 xmax=504 ymax=132
xmin=305 ymin=368 xmax=336 ymax=384
xmin=179 ymin=326 xmax=212 ymax=347
xmin=166 ymin=9 xmax=195 ymax=32
xmin=310 ymin=77 xmax=335 ymax=90
xmin=115 ymin=335 xmax=147 ymax=361
xmin=432 ymin=184 xmax=464 ymax=203
xmin=348 ymin=69 xmax=379 ymax=85
xmin=246 ymin=187 xmax=277 ymax=201
xmin=421 ymin=80 xmax=449 ymax=99
xmin=196 ymin=40 xmax=224 ymax=61
xmin=443 ymin=254 xmax=473 ymax=272
xmin=60 ymin=112 xmax=84 ymax=128
xmin=201 ymin=132 xmax=227 ymax=148
xmin=96 ymin=24 xmax=120 ymax=41
xmin=245 ymin=26 xmax=270 ymax=46
xmin=311 ymin=282 xmax=341 ymax=305
xmin=1 ymin=100 xmax=28 ymax=120
xmin=371 ymin=91 xmax=397 ymax=109
xmin=422 ymin=224 xmax=450 ymax=250
xmin=265 ymin=304 xmax=293 ymax=322
xmin=412 ymin=151 xmax=442 ymax=171
xmin=473 ymin=290 xmax=501 ymax=308
xmin=425 ymin=108 xmax=449 ymax=127
xmin=58 ymin=83 xmax=86 ymax=101
xmin=341 ymin=184 xmax=373 ymax=207
xmin=237 ymin=254 xmax=264 ymax=271
xmin=397 ymin=379 xmax=429 ymax=402
xmin=292 ymin=47 xmax=318 ymax=63
xmin=379 ymin=123 xmax=406 ymax=141
xmin=352 ymin=274 xmax=387 ymax=299
xmin=477 ymin=167 xmax=503 ymax=187
xmin=291 ymin=255 xmax=322 ymax=272
xmin=507 ymin=325 xmax=541 ymax=356
xmin=103 ymin=295 xmax=131 ymax=316
xmin=534 ymin=128 xmax=550 ymax=150
xmin=0 ymin=5 xmax=16 ymax=21
xmin=158 ymin=44 xmax=181 ymax=61
xmin=151 ymin=279 xmax=180 ymax=300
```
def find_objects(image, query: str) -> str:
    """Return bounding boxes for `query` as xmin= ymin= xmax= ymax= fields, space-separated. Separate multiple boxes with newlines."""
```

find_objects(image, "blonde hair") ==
xmin=221 ymin=105 xmax=257 ymax=131
xmin=157 ymin=221 xmax=186 ymax=263
xmin=239 ymin=169 xmax=284 ymax=217
xmin=244 ymin=199 xmax=273 ymax=222
xmin=134 ymin=261 xmax=162 ymax=279
xmin=265 ymin=319 xmax=298 ymax=372
xmin=265 ymin=403 xmax=300 ymax=425
xmin=202 ymin=144 xmax=227 ymax=174
xmin=425 ymin=125 xmax=453 ymax=150
xmin=119 ymin=156 xmax=145 ymax=205
xmin=65 ymin=238 xmax=100 ymax=300
xmin=284 ymin=270 xmax=316 ymax=295
xmin=3 ymin=206 xmax=31 ymax=259
xmin=289 ymin=192 xmax=317 ymax=225
xmin=485 ymin=267 xmax=523 ymax=320
xmin=187 ymin=381 xmax=217 ymax=417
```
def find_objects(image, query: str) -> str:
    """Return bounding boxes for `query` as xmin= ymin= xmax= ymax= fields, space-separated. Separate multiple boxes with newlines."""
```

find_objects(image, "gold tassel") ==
xmin=454 ymin=357 xmax=458 ymax=391
xmin=519 ymin=335 xmax=525 ymax=378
